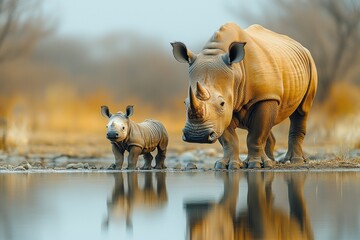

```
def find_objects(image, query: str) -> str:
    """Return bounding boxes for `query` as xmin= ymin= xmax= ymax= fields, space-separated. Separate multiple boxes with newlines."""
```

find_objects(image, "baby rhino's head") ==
xmin=101 ymin=105 xmax=134 ymax=142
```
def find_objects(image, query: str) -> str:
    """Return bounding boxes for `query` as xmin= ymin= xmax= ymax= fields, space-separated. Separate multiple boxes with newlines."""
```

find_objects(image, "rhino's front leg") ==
xmin=245 ymin=101 xmax=278 ymax=169
xmin=110 ymin=143 xmax=125 ymax=170
xmin=127 ymin=146 xmax=142 ymax=170
xmin=214 ymin=126 xmax=243 ymax=170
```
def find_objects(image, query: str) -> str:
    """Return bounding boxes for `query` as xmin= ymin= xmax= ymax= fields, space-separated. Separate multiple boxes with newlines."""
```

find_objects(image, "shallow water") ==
xmin=1 ymin=170 xmax=360 ymax=240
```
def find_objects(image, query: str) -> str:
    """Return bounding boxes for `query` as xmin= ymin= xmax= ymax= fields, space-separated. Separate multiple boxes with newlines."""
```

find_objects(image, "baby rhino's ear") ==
xmin=101 ymin=106 xmax=112 ymax=118
xmin=126 ymin=105 xmax=134 ymax=118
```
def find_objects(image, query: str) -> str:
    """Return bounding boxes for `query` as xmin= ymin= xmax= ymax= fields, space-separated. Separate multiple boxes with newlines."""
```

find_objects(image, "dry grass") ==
xmin=0 ymin=81 xmax=359 ymax=156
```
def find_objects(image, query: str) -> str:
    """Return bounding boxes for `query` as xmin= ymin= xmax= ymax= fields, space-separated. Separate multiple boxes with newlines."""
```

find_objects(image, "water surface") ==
xmin=1 ymin=170 xmax=360 ymax=240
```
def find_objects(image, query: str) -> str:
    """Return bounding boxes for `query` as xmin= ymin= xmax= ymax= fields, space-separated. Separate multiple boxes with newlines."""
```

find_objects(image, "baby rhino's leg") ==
xmin=155 ymin=146 xmax=166 ymax=169
xmin=141 ymin=153 xmax=153 ymax=170
xmin=155 ymin=133 xmax=168 ymax=170
xmin=108 ymin=143 xmax=124 ymax=170
xmin=127 ymin=146 xmax=142 ymax=170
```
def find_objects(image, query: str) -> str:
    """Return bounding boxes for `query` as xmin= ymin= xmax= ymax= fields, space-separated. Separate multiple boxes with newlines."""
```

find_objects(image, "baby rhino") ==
xmin=101 ymin=105 xmax=168 ymax=170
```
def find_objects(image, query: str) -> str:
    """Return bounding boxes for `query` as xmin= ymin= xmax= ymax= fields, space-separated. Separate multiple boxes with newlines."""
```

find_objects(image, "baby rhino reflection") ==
xmin=185 ymin=173 xmax=313 ymax=240
xmin=103 ymin=172 xmax=167 ymax=230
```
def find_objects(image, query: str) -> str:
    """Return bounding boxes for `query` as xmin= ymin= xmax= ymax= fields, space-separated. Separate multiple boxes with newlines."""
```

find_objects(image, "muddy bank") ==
xmin=1 ymin=148 xmax=360 ymax=172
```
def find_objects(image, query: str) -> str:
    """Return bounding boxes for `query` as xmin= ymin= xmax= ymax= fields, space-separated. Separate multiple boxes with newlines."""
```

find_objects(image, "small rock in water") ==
xmin=83 ymin=163 xmax=90 ymax=169
xmin=173 ymin=163 xmax=182 ymax=170
xmin=14 ymin=166 xmax=26 ymax=171
xmin=179 ymin=152 xmax=199 ymax=163
xmin=185 ymin=162 xmax=197 ymax=170
xmin=66 ymin=163 xmax=84 ymax=169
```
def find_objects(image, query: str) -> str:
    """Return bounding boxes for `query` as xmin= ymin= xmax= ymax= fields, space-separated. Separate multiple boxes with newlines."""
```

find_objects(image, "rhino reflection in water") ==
xmin=185 ymin=173 xmax=313 ymax=240
xmin=171 ymin=22 xmax=318 ymax=169
xmin=103 ymin=172 xmax=167 ymax=230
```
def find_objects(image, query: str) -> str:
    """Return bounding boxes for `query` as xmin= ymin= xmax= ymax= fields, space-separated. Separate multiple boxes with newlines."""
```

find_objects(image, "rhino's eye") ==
xmin=122 ymin=126 xmax=125 ymax=130
xmin=220 ymin=101 xmax=225 ymax=107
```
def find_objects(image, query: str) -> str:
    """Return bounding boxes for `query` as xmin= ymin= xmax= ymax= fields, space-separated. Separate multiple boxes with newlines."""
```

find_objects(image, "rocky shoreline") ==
xmin=1 ymin=148 xmax=360 ymax=172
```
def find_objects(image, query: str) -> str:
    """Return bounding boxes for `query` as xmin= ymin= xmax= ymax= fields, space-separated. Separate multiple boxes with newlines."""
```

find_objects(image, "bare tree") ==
xmin=227 ymin=0 xmax=360 ymax=101
xmin=0 ymin=0 xmax=50 ymax=63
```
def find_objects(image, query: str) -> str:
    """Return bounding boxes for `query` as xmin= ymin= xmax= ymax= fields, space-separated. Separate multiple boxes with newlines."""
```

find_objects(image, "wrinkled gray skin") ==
xmin=171 ymin=23 xmax=317 ymax=169
xmin=101 ymin=105 xmax=168 ymax=170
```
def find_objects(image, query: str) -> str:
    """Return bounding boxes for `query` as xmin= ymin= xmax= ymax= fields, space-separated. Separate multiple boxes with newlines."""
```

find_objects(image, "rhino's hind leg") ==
xmin=155 ymin=146 xmax=167 ymax=170
xmin=245 ymin=101 xmax=278 ymax=169
xmin=281 ymin=110 xmax=309 ymax=164
xmin=265 ymin=131 xmax=276 ymax=161
xmin=215 ymin=126 xmax=243 ymax=170
xmin=141 ymin=153 xmax=153 ymax=170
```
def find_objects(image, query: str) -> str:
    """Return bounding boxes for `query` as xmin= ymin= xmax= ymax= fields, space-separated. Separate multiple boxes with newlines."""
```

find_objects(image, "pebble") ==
xmin=19 ymin=161 xmax=32 ymax=170
xmin=185 ymin=162 xmax=197 ymax=170
xmin=14 ymin=166 xmax=26 ymax=171
xmin=86 ymin=164 xmax=97 ymax=169
xmin=179 ymin=152 xmax=199 ymax=163
xmin=66 ymin=163 xmax=84 ymax=169
xmin=83 ymin=163 xmax=90 ymax=169
xmin=32 ymin=161 xmax=44 ymax=168
xmin=173 ymin=163 xmax=182 ymax=170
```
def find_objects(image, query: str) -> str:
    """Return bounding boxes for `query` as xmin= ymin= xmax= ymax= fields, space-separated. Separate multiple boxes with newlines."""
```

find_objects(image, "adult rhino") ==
xmin=171 ymin=23 xmax=317 ymax=169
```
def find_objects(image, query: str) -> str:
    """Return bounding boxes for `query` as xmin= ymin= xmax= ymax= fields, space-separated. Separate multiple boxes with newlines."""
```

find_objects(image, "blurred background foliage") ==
xmin=0 ymin=0 xmax=359 ymax=153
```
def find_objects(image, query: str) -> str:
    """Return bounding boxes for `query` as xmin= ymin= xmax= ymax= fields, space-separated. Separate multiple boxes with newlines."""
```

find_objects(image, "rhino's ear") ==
xmin=101 ymin=106 xmax=112 ymax=118
xmin=222 ymin=42 xmax=246 ymax=66
xmin=125 ymin=105 xmax=134 ymax=118
xmin=171 ymin=42 xmax=196 ymax=64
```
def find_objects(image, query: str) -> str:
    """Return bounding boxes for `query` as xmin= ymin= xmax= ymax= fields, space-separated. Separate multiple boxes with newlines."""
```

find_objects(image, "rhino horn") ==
xmin=196 ymin=81 xmax=210 ymax=100
xmin=189 ymin=85 xmax=201 ymax=111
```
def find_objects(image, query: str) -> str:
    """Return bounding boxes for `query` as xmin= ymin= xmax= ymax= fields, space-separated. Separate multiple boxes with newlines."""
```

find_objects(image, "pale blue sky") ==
xmin=43 ymin=0 xmax=250 ymax=47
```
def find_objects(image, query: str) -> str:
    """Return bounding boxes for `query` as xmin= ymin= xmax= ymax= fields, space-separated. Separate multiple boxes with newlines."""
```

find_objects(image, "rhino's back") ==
xmin=243 ymin=24 xmax=312 ymax=118
xmin=137 ymin=120 xmax=167 ymax=152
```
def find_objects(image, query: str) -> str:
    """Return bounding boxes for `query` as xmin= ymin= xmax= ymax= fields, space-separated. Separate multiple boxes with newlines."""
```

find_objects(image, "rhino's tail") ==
xmin=298 ymin=48 xmax=318 ymax=115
